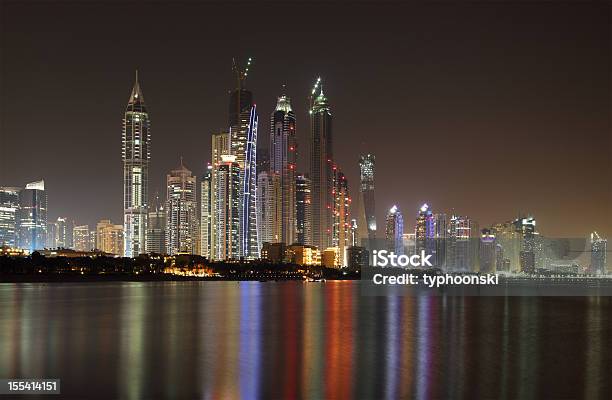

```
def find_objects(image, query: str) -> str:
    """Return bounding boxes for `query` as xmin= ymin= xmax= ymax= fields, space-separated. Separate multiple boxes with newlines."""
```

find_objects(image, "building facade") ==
xmin=385 ymin=205 xmax=404 ymax=255
xmin=165 ymin=161 xmax=198 ymax=255
xmin=146 ymin=200 xmax=166 ymax=254
xmin=18 ymin=180 xmax=47 ymax=252
xmin=213 ymin=156 xmax=241 ymax=260
xmin=358 ymin=154 xmax=376 ymax=243
xmin=122 ymin=71 xmax=150 ymax=257
xmin=199 ymin=165 xmax=213 ymax=258
xmin=96 ymin=220 xmax=124 ymax=255
xmin=0 ymin=187 xmax=20 ymax=248
xmin=73 ymin=225 xmax=90 ymax=252
xmin=295 ymin=174 xmax=312 ymax=246
xmin=309 ymin=79 xmax=334 ymax=252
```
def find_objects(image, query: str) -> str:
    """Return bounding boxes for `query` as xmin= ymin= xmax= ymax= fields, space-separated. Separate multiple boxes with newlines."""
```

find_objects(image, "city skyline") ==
xmin=1 ymin=1 xmax=609 ymax=238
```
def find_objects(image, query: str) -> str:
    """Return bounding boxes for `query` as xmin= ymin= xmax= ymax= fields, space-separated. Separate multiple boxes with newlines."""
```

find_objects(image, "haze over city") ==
xmin=1 ymin=1 xmax=609 ymax=238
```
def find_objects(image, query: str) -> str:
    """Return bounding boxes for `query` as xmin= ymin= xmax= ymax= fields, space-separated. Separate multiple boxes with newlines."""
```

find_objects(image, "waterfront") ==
xmin=0 ymin=281 xmax=610 ymax=399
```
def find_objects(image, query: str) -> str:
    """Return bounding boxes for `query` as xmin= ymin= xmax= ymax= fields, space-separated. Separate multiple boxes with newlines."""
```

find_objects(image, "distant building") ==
xmin=415 ymin=203 xmax=434 ymax=256
xmin=18 ymin=180 xmax=47 ymax=252
xmin=385 ymin=205 xmax=404 ymax=255
xmin=479 ymin=229 xmax=497 ymax=273
xmin=56 ymin=217 xmax=74 ymax=249
xmin=257 ymin=171 xmax=282 ymax=247
xmin=295 ymin=174 xmax=312 ymax=246
xmin=122 ymin=71 xmax=150 ymax=257
xmin=0 ymin=187 xmax=20 ymax=247
xmin=199 ymin=165 xmax=213 ymax=258
xmin=210 ymin=131 xmax=230 ymax=259
xmin=96 ymin=220 xmax=124 ymax=256
xmin=309 ymin=79 xmax=334 ymax=252
xmin=73 ymin=225 xmax=90 ymax=252
xmin=358 ymin=154 xmax=376 ymax=243
xmin=514 ymin=216 xmax=536 ymax=273
xmin=146 ymin=198 xmax=166 ymax=254
xmin=213 ymin=155 xmax=241 ymax=260
xmin=447 ymin=214 xmax=477 ymax=272
xmin=332 ymin=168 xmax=351 ymax=267
xmin=287 ymin=244 xmax=320 ymax=266
xmin=347 ymin=246 xmax=369 ymax=271
xmin=260 ymin=242 xmax=286 ymax=264
xmin=321 ymin=247 xmax=340 ymax=268
xmin=165 ymin=160 xmax=198 ymax=255
xmin=590 ymin=232 xmax=607 ymax=275
xmin=270 ymin=93 xmax=297 ymax=245
xmin=46 ymin=222 xmax=58 ymax=248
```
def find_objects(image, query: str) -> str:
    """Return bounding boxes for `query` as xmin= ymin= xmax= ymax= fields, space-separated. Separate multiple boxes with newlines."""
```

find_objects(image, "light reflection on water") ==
xmin=0 ymin=282 xmax=610 ymax=399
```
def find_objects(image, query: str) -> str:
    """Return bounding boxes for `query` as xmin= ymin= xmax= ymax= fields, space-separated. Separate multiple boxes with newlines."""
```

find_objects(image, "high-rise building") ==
xmin=358 ymin=154 xmax=376 ymax=243
xmin=257 ymin=171 xmax=282 ymax=246
xmin=210 ymin=131 xmax=231 ymax=259
xmin=213 ymin=155 xmax=241 ymax=260
xmin=270 ymin=93 xmax=297 ymax=245
xmin=590 ymin=231 xmax=607 ymax=275
xmin=295 ymin=174 xmax=312 ymax=246
xmin=73 ymin=225 xmax=90 ymax=252
xmin=385 ymin=205 xmax=404 ymax=255
xmin=479 ymin=228 xmax=497 ymax=273
xmin=448 ymin=214 xmax=476 ymax=272
xmin=96 ymin=220 xmax=124 ymax=255
xmin=199 ymin=164 xmax=213 ymax=258
xmin=332 ymin=168 xmax=351 ymax=266
xmin=165 ymin=160 xmax=198 ymax=255
xmin=309 ymin=78 xmax=334 ymax=251
xmin=491 ymin=221 xmax=521 ymax=272
xmin=122 ymin=70 xmax=150 ymax=257
xmin=146 ymin=197 xmax=166 ymax=254
xmin=433 ymin=213 xmax=448 ymax=269
xmin=46 ymin=222 xmax=58 ymax=248
xmin=229 ymin=58 xmax=259 ymax=259
xmin=18 ymin=180 xmax=47 ymax=252
xmin=415 ymin=203 xmax=434 ymax=256
xmin=56 ymin=217 xmax=74 ymax=249
xmin=513 ymin=216 xmax=536 ymax=273
xmin=0 ymin=187 xmax=20 ymax=248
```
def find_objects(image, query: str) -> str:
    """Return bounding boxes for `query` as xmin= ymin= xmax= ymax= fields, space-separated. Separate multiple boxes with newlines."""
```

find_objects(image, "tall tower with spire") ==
xmin=122 ymin=70 xmax=150 ymax=257
xmin=270 ymin=91 xmax=297 ymax=245
xmin=229 ymin=58 xmax=259 ymax=259
xmin=309 ymin=77 xmax=334 ymax=251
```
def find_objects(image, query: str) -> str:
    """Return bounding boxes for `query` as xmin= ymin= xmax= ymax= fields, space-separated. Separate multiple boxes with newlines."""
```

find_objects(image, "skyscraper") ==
xmin=590 ymin=232 xmax=608 ymax=275
xmin=96 ymin=219 xmax=124 ymax=255
xmin=448 ymin=214 xmax=476 ymax=271
xmin=56 ymin=217 xmax=74 ymax=249
xmin=73 ymin=225 xmax=90 ymax=252
xmin=513 ymin=216 xmax=536 ymax=273
xmin=165 ymin=160 xmax=198 ymax=255
xmin=257 ymin=171 xmax=282 ymax=246
xmin=385 ymin=205 xmax=404 ymax=255
xmin=229 ymin=58 xmax=258 ymax=259
xmin=415 ymin=203 xmax=434 ymax=255
xmin=358 ymin=154 xmax=376 ymax=243
xmin=270 ymin=93 xmax=297 ymax=245
xmin=18 ymin=180 xmax=47 ymax=252
xmin=295 ymin=174 xmax=312 ymax=246
xmin=200 ymin=164 xmax=213 ymax=258
xmin=309 ymin=77 xmax=334 ymax=251
xmin=146 ymin=197 xmax=166 ymax=254
xmin=0 ymin=187 xmax=20 ymax=248
xmin=46 ymin=222 xmax=58 ymax=248
xmin=332 ymin=168 xmax=351 ymax=266
xmin=210 ymin=131 xmax=231 ymax=259
xmin=122 ymin=70 xmax=150 ymax=257
xmin=213 ymin=155 xmax=241 ymax=260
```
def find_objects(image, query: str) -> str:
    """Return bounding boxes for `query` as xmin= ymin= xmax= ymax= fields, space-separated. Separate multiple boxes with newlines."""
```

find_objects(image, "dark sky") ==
xmin=1 ymin=0 xmax=610 ymax=238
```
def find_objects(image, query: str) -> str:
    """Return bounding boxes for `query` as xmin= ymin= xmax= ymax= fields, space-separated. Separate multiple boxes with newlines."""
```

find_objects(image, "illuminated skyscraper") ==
xmin=56 ymin=217 xmax=74 ymax=249
xmin=448 ymin=214 xmax=477 ymax=271
xmin=96 ymin=220 xmax=124 ymax=256
xmin=73 ymin=225 xmax=90 ymax=252
xmin=513 ymin=216 xmax=536 ymax=273
xmin=332 ymin=168 xmax=351 ymax=266
xmin=590 ymin=232 xmax=608 ymax=275
xmin=18 ymin=180 xmax=47 ymax=252
xmin=210 ymin=131 xmax=230 ymax=258
xmin=200 ymin=164 xmax=213 ymax=258
xmin=214 ymin=156 xmax=241 ymax=260
xmin=385 ymin=205 xmax=404 ymax=255
xmin=0 ymin=187 xmax=20 ymax=247
xmin=122 ymin=70 xmax=150 ymax=257
xmin=309 ymin=77 xmax=334 ymax=251
xmin=165 ymin=160 xmax=198 ymax=255
xmin=358 ymin=154 xmax=376 ymax=243
xmin=257 ymin=171 xmax=282 ymax=246
xmin=146 ymin=197 xmax=166 ymax=254
xmin=229 ymin=58 xmax=258 ymax=259
xmin=415 ymin=203 xmax=434 ymax=256
xmin=295 ymin=174 xmax=312 ymax=246
xmin=479 ymin=228 xmax=497 ymax=273
xmin=46 ymin=222 xmax=58 ymax=248
xmin=270 ymin=93 xmax=297 ymax=245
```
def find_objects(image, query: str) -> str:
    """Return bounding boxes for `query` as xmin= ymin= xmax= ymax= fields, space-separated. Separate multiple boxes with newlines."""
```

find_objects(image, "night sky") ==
xmin=1 ymin=1 xmax=610 ymax=238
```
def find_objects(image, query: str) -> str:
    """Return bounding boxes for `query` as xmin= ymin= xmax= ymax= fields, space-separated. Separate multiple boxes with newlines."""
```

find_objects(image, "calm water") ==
xmin=0 ymin=281 xmax=610 ymax=400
